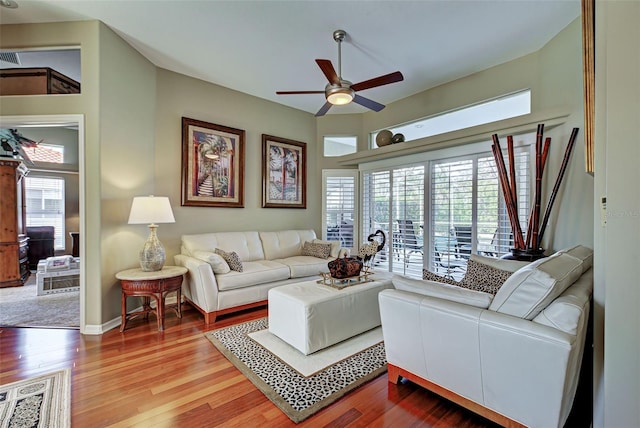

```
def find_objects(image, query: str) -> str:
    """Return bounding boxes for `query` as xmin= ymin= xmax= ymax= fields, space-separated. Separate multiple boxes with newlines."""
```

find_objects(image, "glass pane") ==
xmin=324 ymin=136 xmax=357 ymax=157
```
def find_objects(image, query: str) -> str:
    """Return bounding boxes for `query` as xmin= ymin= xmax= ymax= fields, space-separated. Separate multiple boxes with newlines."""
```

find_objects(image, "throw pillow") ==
xmin=460 ymin=258 xmax=514 ymax=294
xmin=191 ymin=250 xmax=231 ymax=274
xmin=312 ymin=239 xmax=341 ymax=258
xmin=301 ymin=241 xmax=331 ymax=259
xmin=422 ymin=269 xmax=463 ymax=286
xmin=214 ymin=248 xmax=243 ymax=272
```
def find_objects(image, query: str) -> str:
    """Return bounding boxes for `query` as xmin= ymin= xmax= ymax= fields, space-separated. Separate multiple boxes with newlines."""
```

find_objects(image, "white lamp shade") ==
xmin=128 ymin=196 xmax=175 ymax=225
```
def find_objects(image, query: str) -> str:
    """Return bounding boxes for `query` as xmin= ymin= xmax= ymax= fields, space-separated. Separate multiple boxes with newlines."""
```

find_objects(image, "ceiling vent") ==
xmin=0 ymin=52 xmax=21 ymax=65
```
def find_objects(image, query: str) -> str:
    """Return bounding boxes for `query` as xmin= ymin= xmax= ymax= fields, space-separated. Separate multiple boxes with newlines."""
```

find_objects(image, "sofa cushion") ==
xmin=191 ymin=250 xmax=230 ymax=274
xmin=274 ymin=256 xmax=329 ymax=278
xmin=532 ymin=269 xmax=593 ymax=335
xmin=489 ymin=253 xmax=584 ymax=320
xmin=301 ymin=241 xmax=331 ymax=259
xmin=215 ymin=248 xmax=243 ymax=272
xmin=392 ymin=275 xmax=493 ymax=308
xmin=312 ymin=239 xmax=341 ymax=258
xmin=216 ymin=260 xmax=290 ymax=291
xmin=557 ymin=245 xmax=593 ymax=271
xmin=460 ymin=257 xmax=514 ymax=295
xmin=259 ymin=230 xmax=317 ymax=260
xmin=182 ymin=231 xmax=265 ymax=261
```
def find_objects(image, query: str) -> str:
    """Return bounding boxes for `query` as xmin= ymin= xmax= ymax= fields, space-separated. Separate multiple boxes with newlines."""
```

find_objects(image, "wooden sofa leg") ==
xmin=387 ymin=363 xmax=402 ymax=384
xmin=204 ymin=311 xmax=217 ymax=325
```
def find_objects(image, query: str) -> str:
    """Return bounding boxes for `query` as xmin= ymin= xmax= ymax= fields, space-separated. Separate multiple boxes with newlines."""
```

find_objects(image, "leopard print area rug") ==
xmin=205 ymin=318 xmax=387 ymax=423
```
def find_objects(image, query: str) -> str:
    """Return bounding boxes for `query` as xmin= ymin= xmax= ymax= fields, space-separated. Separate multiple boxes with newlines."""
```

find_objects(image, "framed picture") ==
xmin=262 ymin=134 xmax=306 ymax=208
xmin=181 ymin=117 xmax=245 ymax=207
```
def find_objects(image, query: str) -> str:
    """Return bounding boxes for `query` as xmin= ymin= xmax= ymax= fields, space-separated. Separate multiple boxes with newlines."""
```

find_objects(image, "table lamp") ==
xmin=128 ymin=195 xmax=175 ymax=271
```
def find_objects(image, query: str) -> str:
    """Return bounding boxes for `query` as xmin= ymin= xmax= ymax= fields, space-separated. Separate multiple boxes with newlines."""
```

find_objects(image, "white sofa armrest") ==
xmin=174 ymin=254 xmax=220 ymax=313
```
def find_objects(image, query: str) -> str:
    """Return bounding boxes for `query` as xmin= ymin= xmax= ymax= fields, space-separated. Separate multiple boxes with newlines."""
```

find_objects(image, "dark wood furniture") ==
xmin=116 ymin=266 xmax=187 ymax=332
xmin=69 ymin=232 xmax=80 ymax=257
xmin=26 ymin=226 xmax=55 ymax=270
xmin=0 ymin=159 xmax=29 ymax=288
xmin=0 ymin=67 xmax=80 ymax=95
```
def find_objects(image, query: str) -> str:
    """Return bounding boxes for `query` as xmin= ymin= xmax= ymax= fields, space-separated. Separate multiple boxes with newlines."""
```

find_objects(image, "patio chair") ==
xmin=434 ymin=236 xmax=467 ymax=279
xmin=395 ymin=219 xmax=423 ymax=267
xmin=453 ymin=225 xmax=473 ymax=258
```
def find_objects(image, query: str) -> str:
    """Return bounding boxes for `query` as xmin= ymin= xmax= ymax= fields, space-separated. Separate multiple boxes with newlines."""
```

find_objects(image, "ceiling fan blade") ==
xmin=316 ymin=59 xmax=340 ymax=86
xmin=353 ymin=94 xmax=385 ymax=112
xmin=276 ymin=90 xmax=324 ymax=95
xmin=315 ymin=101 xmax=332 ymax=117
xmin=351 ymin=71 xmax=404 ymax=92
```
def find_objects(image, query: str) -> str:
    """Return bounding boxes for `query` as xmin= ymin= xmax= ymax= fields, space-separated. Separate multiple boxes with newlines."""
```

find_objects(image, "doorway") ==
xmin=0 ymin=114 xmax=85 ymax=332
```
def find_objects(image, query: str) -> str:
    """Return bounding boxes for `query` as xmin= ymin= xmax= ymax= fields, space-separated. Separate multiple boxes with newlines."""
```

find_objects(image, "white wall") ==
xmin=594 ymin=1 xmax=640 ymax=427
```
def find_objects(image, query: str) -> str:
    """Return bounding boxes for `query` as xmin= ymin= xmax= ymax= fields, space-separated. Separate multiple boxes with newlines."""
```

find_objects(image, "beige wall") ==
xmin=154 ymin=69 xmax=318 ymax=263
xmin=0 ymin=21 xmax=102 ymax=327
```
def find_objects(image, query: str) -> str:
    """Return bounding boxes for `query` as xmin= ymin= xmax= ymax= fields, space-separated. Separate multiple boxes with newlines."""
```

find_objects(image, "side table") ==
xmin=116 ymin=266 xmax=187 ymax=332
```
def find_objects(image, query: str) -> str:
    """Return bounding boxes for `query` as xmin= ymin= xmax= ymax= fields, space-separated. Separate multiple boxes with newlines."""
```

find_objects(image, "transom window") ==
xmin=371 ymin=89 xmax=531 ymax=148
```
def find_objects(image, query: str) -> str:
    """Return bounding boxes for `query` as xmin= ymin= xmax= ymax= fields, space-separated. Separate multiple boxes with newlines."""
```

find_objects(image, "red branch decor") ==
xmin=491 ymin=125 xmax=579 ymax=252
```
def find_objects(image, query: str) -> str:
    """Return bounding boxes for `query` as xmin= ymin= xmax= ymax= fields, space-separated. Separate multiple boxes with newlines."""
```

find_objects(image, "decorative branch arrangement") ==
xmin=491 ymin=124 xmax=579 ymax=254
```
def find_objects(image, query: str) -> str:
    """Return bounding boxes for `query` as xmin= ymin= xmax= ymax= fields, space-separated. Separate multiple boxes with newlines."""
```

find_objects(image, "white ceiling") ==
xmin=0 ymin=0 xmax=580 ymax=115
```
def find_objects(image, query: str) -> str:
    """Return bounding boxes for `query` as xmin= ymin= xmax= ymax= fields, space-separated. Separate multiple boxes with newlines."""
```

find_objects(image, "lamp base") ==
xmin=139 ymin=224 xmax=166 ymax=272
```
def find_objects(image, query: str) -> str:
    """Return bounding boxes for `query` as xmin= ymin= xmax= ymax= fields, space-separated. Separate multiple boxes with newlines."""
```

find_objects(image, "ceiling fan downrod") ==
xmin=333 ymin=29 xmax=346 ymax=80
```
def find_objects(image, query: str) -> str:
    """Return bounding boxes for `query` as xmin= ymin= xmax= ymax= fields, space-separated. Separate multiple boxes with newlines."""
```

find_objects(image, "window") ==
xmin=25 ymin=176 xmax=65 ymax=250
xmin=358 ymin=135 xmax=531 ymax=280
xmin=361 ymin=166 xmax=425 ymax=278
xmin=428 ymin=149 xmax=530 ymax=280
xmin=322 ymin=170 xmax=358 ymax=251
xmin=371 ymin=90 xmax=531 ymax=148
xmin=324 ymin=136 xmax=357 ymax=157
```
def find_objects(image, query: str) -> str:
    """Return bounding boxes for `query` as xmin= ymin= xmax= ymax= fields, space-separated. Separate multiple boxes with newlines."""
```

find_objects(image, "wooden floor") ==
xmin=0 ymin=304 xmax=589 ymax=427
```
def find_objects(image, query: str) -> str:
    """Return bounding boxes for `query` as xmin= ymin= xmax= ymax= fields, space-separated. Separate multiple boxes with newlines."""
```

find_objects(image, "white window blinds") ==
xmin=429 ymin=150 xmax=530 ymax=279
xmin=322 ymin=170 xmax=357 ymax=251
xmin=362 ymin=166 xmax=425 ymax=278
xmin=25 ymin=176 xmax=66 ymax=250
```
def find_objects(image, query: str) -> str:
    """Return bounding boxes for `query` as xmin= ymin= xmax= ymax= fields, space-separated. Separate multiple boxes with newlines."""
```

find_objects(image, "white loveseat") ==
xmin=379 ymin=245 xmax=593 ymax=428
xmin=174 ymin=229 xmax=345 ymax=324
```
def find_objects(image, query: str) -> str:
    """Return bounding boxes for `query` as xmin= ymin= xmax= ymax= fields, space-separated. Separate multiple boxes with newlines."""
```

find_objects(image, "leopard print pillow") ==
xmin=301 ymin=241 xmax=331 ymax=259
xmin=422 ymin=269 xmax=463 ymax=286
xmin=214 ymin=248 xmax=243 ymax=272
xmin=460 ymin=258 xmax=513 ymax=294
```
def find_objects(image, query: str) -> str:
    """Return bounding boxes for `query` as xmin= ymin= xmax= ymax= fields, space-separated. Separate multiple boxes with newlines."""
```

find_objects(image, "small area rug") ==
xmin=0 ymin=277 xmax=79 ymax=329
xmin=0 ymin=369 xmax=71 ymax=428
xmin=205 ymin=318 xmax=387 ymax=423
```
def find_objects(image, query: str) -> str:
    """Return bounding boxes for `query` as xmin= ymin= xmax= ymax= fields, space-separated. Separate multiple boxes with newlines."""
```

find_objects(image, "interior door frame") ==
xmin=0 ymin=114 xmax=86 ymax=334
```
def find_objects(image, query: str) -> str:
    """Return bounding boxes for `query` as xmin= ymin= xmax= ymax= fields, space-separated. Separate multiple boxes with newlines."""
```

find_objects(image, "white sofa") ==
xmin=174 ymin=229 xmax=345 ymax=324
xmin=379 ymin=245 xmax=593 ymax=428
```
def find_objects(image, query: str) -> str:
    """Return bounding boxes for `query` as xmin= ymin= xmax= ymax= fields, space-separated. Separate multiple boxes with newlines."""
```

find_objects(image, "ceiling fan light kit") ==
xmin=276 ymin=29 xmax=404 ymax=116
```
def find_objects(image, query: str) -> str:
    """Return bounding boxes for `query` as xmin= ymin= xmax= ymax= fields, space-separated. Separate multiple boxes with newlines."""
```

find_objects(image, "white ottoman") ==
xmin=268 ymin=271 xmax=393 ymax=355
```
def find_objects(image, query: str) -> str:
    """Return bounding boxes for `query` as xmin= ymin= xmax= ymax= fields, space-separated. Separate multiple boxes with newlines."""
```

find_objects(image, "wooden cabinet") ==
xmin=0 ymin=159 xmax=29 ymax=287
xmin=0 ymin=67 xmax=80 ymax=95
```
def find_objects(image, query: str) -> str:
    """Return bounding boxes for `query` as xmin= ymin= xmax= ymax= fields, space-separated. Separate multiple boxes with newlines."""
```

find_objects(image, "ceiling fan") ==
xmin=276 ymin=29 xmax=404 ymax=117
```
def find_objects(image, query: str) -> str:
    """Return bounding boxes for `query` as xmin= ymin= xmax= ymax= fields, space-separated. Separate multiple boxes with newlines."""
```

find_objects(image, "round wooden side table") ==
xmin=116 ymin=266 xmax=187 ymax=332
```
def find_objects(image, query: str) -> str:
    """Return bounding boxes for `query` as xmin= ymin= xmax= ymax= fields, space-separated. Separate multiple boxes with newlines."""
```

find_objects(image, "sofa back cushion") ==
xmin=181 ymin=231 xmax=265 ymax=262
xmin=488 ymin=252 xmax=584 ymax=320
xmin=558 ymin=245 xmax=593 ymax=271
xmin=259 ymin=230 xmax=317 ymax=260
